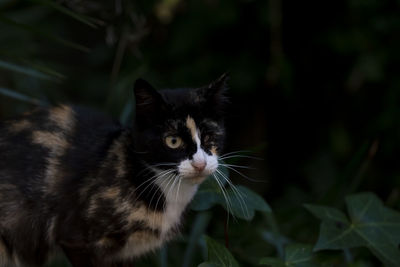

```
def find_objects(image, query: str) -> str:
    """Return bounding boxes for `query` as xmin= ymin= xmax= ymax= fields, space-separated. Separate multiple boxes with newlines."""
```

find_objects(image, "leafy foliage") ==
xmin=200 ymin=236 xmax=240 ymax=267
xmin=260 ymin=244 xmax=315 ymax=267
xmin=191 ymin=175 xmax=271 ymax=220
xmin=306 ymin=193 xmax=400 ymax=266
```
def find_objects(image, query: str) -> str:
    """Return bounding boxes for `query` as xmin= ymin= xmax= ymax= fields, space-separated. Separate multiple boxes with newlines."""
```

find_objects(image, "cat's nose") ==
xmin=191 ymin=161 xmax=206 ymax=172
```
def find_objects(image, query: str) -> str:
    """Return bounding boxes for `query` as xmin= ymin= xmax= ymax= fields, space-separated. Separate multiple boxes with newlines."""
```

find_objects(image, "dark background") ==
xmin=0 ymin=0 xmax=399 ymax=266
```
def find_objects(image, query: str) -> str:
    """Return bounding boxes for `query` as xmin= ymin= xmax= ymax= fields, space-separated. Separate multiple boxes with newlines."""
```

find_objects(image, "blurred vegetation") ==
xmin=1 ymin=0 xmax=400 ymax=266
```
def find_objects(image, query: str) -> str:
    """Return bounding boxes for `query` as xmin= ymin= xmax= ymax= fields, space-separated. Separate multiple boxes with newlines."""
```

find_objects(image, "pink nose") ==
xmin=191 ymin=161 xmax=206 ymax=172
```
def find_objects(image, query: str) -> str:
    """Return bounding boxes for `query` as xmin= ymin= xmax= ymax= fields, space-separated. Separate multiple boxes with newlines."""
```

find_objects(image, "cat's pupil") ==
xmin=171 ymin=138 xmax=177 ymax=144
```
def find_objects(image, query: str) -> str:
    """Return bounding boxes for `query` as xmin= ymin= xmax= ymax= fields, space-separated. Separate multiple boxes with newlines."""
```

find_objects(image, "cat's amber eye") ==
xmin=165 ymin=136 xmax=183 ymax=149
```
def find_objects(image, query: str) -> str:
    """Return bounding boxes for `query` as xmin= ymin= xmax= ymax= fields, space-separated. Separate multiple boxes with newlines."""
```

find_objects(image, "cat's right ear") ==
xmin=134 ymin=79 xmax=165 ymax=126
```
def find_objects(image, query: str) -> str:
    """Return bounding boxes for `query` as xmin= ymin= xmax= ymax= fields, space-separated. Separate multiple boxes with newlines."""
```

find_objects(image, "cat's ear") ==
xmin=197 ymin=73 xmax=229 ymax=113
xmin=134 ymin=78 xmax=166 ymax=126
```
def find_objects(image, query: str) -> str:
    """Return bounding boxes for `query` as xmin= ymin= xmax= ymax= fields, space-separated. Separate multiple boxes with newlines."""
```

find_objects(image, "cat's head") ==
xmin=133 ymin=74 xmax=228 ymax=184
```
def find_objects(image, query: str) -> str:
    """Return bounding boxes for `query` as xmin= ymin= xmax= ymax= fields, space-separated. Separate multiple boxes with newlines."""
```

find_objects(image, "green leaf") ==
xmin=259 ymin=257 xmax=285 ymax=266
xmin=183 ymin=212 xmax=212 ymax=267
xmin=260 ymin=244 xmax=316 ymax=267
xmin=0 ymin=87 xmax=47 ymax=106
xmin=304 ymin=204 xmax=349 ymax=224
xmin=284 ymin=244 xmax=316 ymax=267
xmin=191 ymin=178 xmax=271 ymax=221
xmin=235 ymin=186 xmax=271 ymax=212
xmin=21 ymin=60 xmax=66 ymax=80
xmin=30 ymin=0 xmax=100 ymax=28
xmin=262 ymin=231 xmax=290 ymax=259
xmin=225 ymin=185 xmax=271 ymax=220
xmin=198 ymin=263 xmax=219 ymax=267
xmin=191 ymin=178 xmax=223 ymax=211
xmin=306 ymin=192 xmax=400 ymax=266
xmin=204 ymin=236 xmax=239 ymax=267
xmin=0 ymin=15 xmax=90 ymax=52
xmin=0 ymin=59 xmax=57 ymax=81
xmin=190 ymin=189 xmax=222 ymax=211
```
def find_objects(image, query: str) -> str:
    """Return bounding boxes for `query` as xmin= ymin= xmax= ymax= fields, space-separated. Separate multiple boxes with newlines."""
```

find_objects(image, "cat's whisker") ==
xmin=134 ymin=169 xmax=171 ymax=195
xmin=219 ymin=164 xmax=265 ymax=183
xmin=212 ymin=173 xmax=231 ymax=224
xmin=151 ymin=173 xmax=176 ymax=229
xmin=215 ymin=169 xmax=250 ymax=219
xmin=135 ymin=169 xmax=175 ymax=201
xmin=134 ymin=167 xmax=170 ymax=188
xmin=142 ymin=179 xmax=169 ymax=221
xmin=150 ymin=172 xmax=175 ymax=207
xmin=219 ymin=154 xmax=263 ymax=161
xmin=219 ymin=163 xmax=255 ymax=170
xmin=152 ymin=173 xmax=180 ymax=230
xmin=219 ymin=150 xmax=253 ymax=157
xmin=136 ymin=162 xmax=176 ymax=177
xmin=212 ymin=173 xmax=233 ymax=219
xmin=175 ymin=176 xmax=182 ymax=202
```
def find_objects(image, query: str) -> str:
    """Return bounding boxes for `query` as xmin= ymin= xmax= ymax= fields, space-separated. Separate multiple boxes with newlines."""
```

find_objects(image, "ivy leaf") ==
xmin=284 ymin=244 xmax=316 ymax=267
xmin=305 ymin=192 xmax=400 ymax=266
xmin=191 ymin=161 xmax=271 ymax=220
xmin=191 ymin=178 xmax=223 ymax=211
xmin=198 ymin=263 xmax=219 ymax=267
xmin=226 ymin=185 xmax=271 ymax=220
xmin=202 ymin=235 xmax=239 ymax=267
xmin=259 ymin=257 xmax=285 ymax=267
xmin=191 ymin=182 xmax=271 ymax=220
xmin=260 ymin=244 xmax=316 ymax=267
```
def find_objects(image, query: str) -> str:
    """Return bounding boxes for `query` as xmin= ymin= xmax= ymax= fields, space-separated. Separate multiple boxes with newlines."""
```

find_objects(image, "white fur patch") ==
xmin=179 ymin=116 xmax=219 ymax=181
xmin=155 ymin=172 xmax=198 ymax=235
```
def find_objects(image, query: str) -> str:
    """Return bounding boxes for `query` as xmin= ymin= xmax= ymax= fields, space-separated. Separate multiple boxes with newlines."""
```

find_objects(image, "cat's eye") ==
xmin=165 ymin=136 xmax=183 ymax=149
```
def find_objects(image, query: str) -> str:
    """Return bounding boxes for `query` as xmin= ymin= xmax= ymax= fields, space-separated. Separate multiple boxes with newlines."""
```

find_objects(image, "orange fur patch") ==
xmin=49 ymin=105 xmax=74 ymax=131
xmin=186 ymin=116 xmax=198 ymax=143
xmin=8 ymin=120 xmax=31 ymax=132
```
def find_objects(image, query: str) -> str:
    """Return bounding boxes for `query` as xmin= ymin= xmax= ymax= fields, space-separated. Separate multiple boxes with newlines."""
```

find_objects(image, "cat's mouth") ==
xmin=176 ymin=155 xmax=219 ymax=184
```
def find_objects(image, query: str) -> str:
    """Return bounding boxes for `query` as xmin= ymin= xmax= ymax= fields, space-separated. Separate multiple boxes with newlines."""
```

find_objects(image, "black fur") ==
xmin=0 ymin=75 xmax=228 ymax=266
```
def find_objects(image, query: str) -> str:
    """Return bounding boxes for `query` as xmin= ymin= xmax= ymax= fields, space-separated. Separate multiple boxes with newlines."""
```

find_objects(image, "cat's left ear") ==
xmin=198 ymin=73 xmax=229 ymax=111
xmin=134 ymin=78 xmax=166 ymax=127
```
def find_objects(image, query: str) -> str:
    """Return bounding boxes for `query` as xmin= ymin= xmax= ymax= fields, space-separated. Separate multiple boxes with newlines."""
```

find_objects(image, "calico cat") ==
xmin=0 ymin=74 xmax=228 ymax=267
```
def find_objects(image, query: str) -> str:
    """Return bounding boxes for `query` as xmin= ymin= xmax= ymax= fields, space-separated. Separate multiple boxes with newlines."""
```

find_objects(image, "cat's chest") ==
xmin=117 ymin=183 xmax=198 ymax=259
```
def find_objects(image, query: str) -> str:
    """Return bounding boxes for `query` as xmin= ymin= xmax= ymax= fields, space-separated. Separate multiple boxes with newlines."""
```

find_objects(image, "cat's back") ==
xmin=0 ymin=104 xmax=122 ymax=190
xmin=0 ymin=105 xmax=126 ymax=265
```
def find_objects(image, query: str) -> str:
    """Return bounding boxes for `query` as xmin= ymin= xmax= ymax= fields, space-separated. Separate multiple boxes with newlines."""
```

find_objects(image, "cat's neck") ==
xmin=153 ymin=169 xmax=198 ymax=234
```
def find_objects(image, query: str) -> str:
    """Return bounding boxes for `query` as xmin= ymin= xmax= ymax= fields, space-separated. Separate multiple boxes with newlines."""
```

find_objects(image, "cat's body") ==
xmin=0 ymin=76 xmax=227 ymax=267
